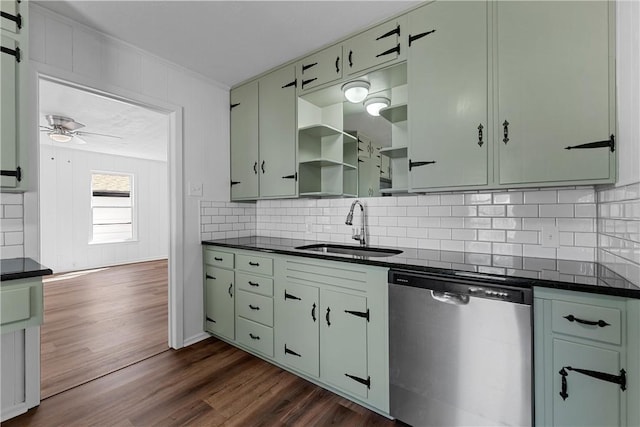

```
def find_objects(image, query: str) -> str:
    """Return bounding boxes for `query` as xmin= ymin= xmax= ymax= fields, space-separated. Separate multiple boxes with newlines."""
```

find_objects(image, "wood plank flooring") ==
xmin=6 ymin=338 xmax=397 ymax=426
xmin=40 ymin=259 xmax=169 ymax=398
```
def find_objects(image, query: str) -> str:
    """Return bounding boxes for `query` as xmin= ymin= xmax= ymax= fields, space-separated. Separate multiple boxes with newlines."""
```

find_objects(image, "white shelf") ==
xmin=379 ymin=146 xmax=408 ymax=159
xmin=299 ymin=124 xmax=357 ymax=141
xmin=379 ymin=103 xmax=407 ymax=123
xmin=299 ymin=158 xmax=344 ymax=167
xmin=299 ymin=191 xmax=344 ymax=197
xmin=380 ymin=187 xmax=408 ymax=194
xmin=343 ymin=163 xmax=357 ymax=170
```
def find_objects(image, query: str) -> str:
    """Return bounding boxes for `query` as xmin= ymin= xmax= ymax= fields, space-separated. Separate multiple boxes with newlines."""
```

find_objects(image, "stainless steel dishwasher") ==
xmin=389 ymin=270 xmax=533 ymax=427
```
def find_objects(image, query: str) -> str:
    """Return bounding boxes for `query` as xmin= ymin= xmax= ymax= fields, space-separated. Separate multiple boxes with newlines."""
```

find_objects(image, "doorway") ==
xmin=37 ymin=77 xmax=173 ymax=397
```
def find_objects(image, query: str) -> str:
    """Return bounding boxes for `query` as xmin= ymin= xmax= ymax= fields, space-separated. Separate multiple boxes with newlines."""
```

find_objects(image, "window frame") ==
xmin=89 ymin=171 xmax=137 ymax=245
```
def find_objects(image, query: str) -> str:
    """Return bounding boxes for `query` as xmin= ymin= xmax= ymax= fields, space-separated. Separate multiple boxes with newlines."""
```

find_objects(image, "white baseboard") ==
xmin=182 ymin=332 xmax=210 ymax=348
xmin=1 ymin=402 xmax=29 ymax=423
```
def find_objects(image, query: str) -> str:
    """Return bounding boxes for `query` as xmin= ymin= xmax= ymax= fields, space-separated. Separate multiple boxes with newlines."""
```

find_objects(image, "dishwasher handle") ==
xmin=431 ymin=290 xmax=470 ymax=305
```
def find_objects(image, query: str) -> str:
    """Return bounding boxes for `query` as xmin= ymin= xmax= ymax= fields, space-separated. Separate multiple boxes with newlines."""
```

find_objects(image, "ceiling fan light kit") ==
xmin=48 ymin=129 xmax=72 ymax=143
xmin=40 ymin=114 xmax=121 ymax=144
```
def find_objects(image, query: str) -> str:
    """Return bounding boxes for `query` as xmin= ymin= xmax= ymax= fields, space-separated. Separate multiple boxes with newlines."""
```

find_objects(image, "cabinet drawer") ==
xmin=236 ymin=254 xmax=273 ymax=276
xmin=552 ymin=300 xmax=621 ymax=345
xmin=237 ymin=290 xmax=273 ymax=327
xmin=237 ymin=317 xmax=274 ymax=357
xmin=236 ymin=272 xmax=273 ymax=296
xmin=204 ymin=249 xmax=234 ymax=269
xmin=1 ymin=287 xmax=31 ymax=325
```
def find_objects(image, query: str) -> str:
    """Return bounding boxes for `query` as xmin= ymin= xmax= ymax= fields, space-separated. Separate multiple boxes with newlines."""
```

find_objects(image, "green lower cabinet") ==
xmin=534 ymin=288 xmax=637 ymax=427
xmin=204 ymin=266 xmax=235 ymax=340
xmin=320 ymin=289 xmax=368 ymax=398
xmin=274 ymin=281 xmax=320 ymax=377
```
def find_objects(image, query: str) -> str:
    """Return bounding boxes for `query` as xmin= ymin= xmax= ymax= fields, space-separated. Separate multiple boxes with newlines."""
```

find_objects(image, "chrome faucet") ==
xmin=345 ymin=200 xmax=366 ymax=246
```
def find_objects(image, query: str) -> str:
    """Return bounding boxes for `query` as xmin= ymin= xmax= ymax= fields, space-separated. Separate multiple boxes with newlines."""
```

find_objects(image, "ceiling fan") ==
xmin=40 ymin=115 xmax=122 ymax=144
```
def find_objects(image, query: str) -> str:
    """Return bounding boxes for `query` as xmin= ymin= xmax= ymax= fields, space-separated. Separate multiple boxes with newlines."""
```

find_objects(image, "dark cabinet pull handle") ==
xmin=282 ymin=172 xmax=297 ymax=180
xmin=348 ymin=50 xmax=353 ymax=67
xmin=1 ymin=45 xmax=20 ymax=62
xmin=563 ymin=314 xmax=610 ymax=328
xmin=249 ymin=333 xmax=260 ymax=340
xmin=281 ymin=79 xmax=297 ymax=89
xmin=1 ymin=11 xmax=22 ymax=29
xmin=253 ymin=161 xmax=258 ymax=174
xmin=326 ymin=307 xmax=331 ymax=326
xmin=409 ymin=29 xmax=436 ymax=47
xmin=301 ymin=62 xmax=317 ymax=73
xmin=230 ymin=180 xmax=241 ymax=186
xmin=228 ymin=284 xmax=233 ymax=298
xmin=284 ymin=291 xmax=301 ymax=301
xmin=565 ymin=135 xmax=615 ymax=152
xmin=376 ymin=24 xmax=400 ymax=40
xmin=249 ymin=304 xmax=260 ymax=311
xmin=311 ymin=303 xmax=317 ymax=322
xmin=503 ymin=120 xmax=510 ymax=144
xmin=301 ymin=78 xmax=317 ymax=89
xmin=0 ymin=167 xmax=22 ymax=181
xmin=376 ymin=44 xmax=400 ymax=58
xmin=344 ymin=373 xmax=371 ymax=389
xmin=478 ymin=124 xmax=484 ymax=147
xmin=409 ymin=159 xmax=436 ymax=171
xmin=248 ymin=281 xmax=259 ymax=287
xmin=248 ymin=261 xmax=260 ymax=267
xmin=205 ymin=274 xmax=216 ymax=280
xmin=261 ymin=161 xmax=265 ymax=174
xmin=214 ymin=257 xmax=223 ymax=261
xmin=345 ymin=309 xmax=370 ymax=322
xmin=230 ymin=103 xmax=240 ymax=110
xmin=284 ymin=344 xmax=301 ymax=357
xmin=206 ymin=316 xmax=216 ymax=323
xmin=559 ymin=366 xmax=626 ymax=400
xmin=335 ymin=56 xmax=340 ymax=73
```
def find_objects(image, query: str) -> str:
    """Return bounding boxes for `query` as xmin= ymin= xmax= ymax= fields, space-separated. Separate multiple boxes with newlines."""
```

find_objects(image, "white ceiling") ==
xmin=39 ymin=79 xmax=169 ymax=161
xmin=34 ymin=0 xmax=420 ymax=87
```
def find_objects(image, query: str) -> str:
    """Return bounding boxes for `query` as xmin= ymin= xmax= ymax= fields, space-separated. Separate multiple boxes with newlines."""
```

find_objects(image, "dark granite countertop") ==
xmin=202 ymin=236 xmax=640 ymax=299
xmin=1 ymin=258 xmax=53 ymax=282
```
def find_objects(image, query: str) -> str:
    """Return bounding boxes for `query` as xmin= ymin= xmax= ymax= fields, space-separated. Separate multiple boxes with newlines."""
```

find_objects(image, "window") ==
xmin=91 ymin=172 xmax=134 ymax=243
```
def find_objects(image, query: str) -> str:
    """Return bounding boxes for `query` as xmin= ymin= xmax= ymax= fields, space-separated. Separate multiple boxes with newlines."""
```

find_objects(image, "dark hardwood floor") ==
xmin=40 ymin=259 xmax=169 ymax=398
xmin=6 ymin=338 xmax=397 ymax=426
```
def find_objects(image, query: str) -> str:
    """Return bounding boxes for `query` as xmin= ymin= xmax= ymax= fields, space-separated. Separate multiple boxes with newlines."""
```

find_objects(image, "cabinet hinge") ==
xmin=1 ymin=45 xmax=21 ymax=62
xmin=408 ymin=29 xmax=436 ymax=47
xmin=377 ymin=24 xmax=400 ymax=40
xmin=1 ymin=167 xmax=22 ymax=182
xmin=284 ymin=344 xmax=301 ymax=357
xmin=345 ymin=308 xmax=370 ymax=322
xmin=345 ymin=373 xmax=370 ymax=389
xmin=559 ymin=366 xmax=626 ymax=401
xmin=565 ymin=135 xmax=615 ymax=152
xmin=0 ymin=11 xmax=22 ymax=29
xmin=284 ymin=291 xmax=301 ymax=301
xmin=409 ymin=159 xmax=436 ymax=171
xmin=376 ymin=44 xmax=400 ymax=58
xmin=301 ymin=77 xmax=318 ymax=89
xmin=301 ymin=62 xmax=317 ymax=73
xmin=206 ymin=316 xmax=216 ymax=323
xmin=281 ymin=172 xmax=297 ymax=181
xmin=230 ymin=103 xmax=240 ymax=110
xmin=231 ymin=180 xmax=241 ymax=186
xmin=282 ymin=79 xmax=297 ymax=89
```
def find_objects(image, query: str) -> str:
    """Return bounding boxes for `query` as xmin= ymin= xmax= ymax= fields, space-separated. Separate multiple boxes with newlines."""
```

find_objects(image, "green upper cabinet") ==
xmin=1 ymin=0 xmax=27 ymax=189
xmin=496 ymin=1 xmax=614 ymax=186
xmin=258 ymin=66 xmax=298 ymax=198
xmin=407 ymin=0 xmax=488 ymax=191
xmin=297 ymin=44 xmax=342 ymax=93
xmin=344 ymin=17 xmax=404 ymax=76
xmin=230 ymin=67 xmax=297 ymax=201
xmin=230 ymin=81 xmax=259 ymax=200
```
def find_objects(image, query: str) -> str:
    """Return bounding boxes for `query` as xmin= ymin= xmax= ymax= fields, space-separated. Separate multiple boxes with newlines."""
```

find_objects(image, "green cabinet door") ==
xmin=0 ymin=0 xmax=20 ymax=34
xmin=258 ymin=66 xmax=297 ymax=198
xmin=552 ymin=339 xmax=623 ymax=427
xmin=205 ymin=267 xmax=235 ymax=340
xmin=407 ymin=1 xmax=488 ymax=191
xmin=320 ymin=289 xmax=368 ymax=398
xmin=298 ymin=44 xmax=342 ymax=93
xmin=497 ymin=1 xmax=613 ymax=185
xmin=1 ymin=35 xmax=18 ymax=187
xmin=230 ymin=81 xmax=259 ymax=200
xmin=344 ymin=18 xmax=402 ymax=75
xmin=274 ymin=280 xmax=319 ymax=377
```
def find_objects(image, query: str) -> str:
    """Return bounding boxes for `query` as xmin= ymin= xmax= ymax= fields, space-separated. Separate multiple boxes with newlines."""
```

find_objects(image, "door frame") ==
xmin=26 ymin=63 xmax=184 ymax=348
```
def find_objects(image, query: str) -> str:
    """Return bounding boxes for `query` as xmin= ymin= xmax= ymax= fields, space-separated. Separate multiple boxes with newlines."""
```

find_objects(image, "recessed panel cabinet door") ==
xmin=274 ymin=281 xmax=319 ymax=377
xmin=1 ymin=35 xmax=18 ymax=188
xmin=230 ymin=81 xmax=259 ymax=200
xmin=407 ymin=1 xmax=488 ymax=191
xmin=497 ymin=1 xmax=612 ymax=185
xmin=320 ymin=289 xmax=368 ymax=398
xmin=205 ymin=268 xmax=235 ymax=341
xmin=258 ymin=66 xmax=297 ymax=198
xmin=552 ymin=339 xmax=622 ymax=427
xmin=298 ymin=44 xmax=342 ymax=92
xmin=344 ymin=19 xmax=401 ymax=75
xmin=0 ymin=0 xmax=19 ymax=33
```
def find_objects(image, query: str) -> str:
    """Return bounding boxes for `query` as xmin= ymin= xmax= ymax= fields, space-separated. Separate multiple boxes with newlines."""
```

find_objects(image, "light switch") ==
xmin=541 ymin=225 xmax=559 ymax=248
xmin=188 ymin=182 xmax=203 ymax=197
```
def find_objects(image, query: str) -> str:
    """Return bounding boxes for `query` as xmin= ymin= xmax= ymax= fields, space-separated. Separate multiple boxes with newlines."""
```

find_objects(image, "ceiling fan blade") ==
xmin=74 ymin=130 xmax=123 ymax=139
xmin=45 ymin=115 xmax=85 ymax=130
xmin=72 ymin=135 xmax=88 ymax=145
xmin=39 ymin=126 xmax=54 ymax=132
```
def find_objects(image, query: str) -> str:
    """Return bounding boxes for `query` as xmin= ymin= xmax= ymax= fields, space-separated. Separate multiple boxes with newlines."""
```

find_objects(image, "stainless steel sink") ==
xmin=294 ymin=243 xmax=403 ymax=258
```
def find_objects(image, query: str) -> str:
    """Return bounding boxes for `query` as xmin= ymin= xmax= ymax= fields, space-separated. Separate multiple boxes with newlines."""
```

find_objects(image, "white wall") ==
xmin=39 ymin=145 xmax=168 ymax=272
xmin=24 ymin=4 xmax=230 ymax=346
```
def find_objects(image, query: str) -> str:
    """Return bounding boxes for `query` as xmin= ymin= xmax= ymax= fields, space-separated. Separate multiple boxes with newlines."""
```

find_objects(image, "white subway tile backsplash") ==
xmin=3 ymin=204 xmax=23 ymax=218
xmin=478 ymin=230 xmax=506 ymax=242
xmin=478 ymin=205 xmax=506 ymax=217
xmin=507 ymin=205 xmax=538 ymax=217
xmin=507 ymin=230 xmax=539 ymax=245
xmin=539 ymin=204 xmax=574 ymax=218
xmin=492 ymin=218 xmax=522 ymax=230
xmin=524 ymin=190 xmax=557 ymax=204
xmin=493 ymin=192 xmax=524 ymax=205
xmin=465 ymin=193 xmax=492 ymax=205
xmin=452 ymin=206 xmax=477 ymax=217
xmin=428 ymin=206 xmax=452 ymax=217
xmin=558 ymin=189 xmax=595 ymax=204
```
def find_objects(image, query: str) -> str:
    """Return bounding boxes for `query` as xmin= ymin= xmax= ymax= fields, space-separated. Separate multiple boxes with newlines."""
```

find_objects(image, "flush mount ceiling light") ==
xmin=364 ymin=97 xmax=390 ymax=116
xmin=48 ymin=129 xmax=73 ymax=143
xmin=342 ymin=80 xmax=370 ymax=103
